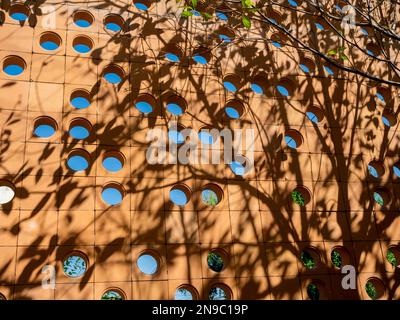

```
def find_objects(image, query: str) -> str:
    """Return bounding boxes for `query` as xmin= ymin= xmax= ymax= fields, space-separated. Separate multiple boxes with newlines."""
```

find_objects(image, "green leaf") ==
xmin=242 ymin=15 xmax=251 ymax=29
xmin=327 ymin=49 xmax=337 ymax=56
xmin=181 ymin=10 xmax=193 ymax=17
xmin=202 ymin=12 xmax=212 ymax=20
xmin=191 ymin=0 xmax=198 ymax=8
xmin=340 ymin=53 xmax=349 ymax=61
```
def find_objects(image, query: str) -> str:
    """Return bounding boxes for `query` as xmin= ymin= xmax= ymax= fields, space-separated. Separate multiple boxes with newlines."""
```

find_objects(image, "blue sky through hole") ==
xmin=41 ymin=41 xmax=59 ymax=51
xmin=74 ymin=43 xmax=91 ymax=53
xmin=251 ymin=83 xmax=263 ymax=94
xmin=225 ymin=106 xmax=240 ymax=119
xmin=11 ymin=12 xmax=28 ymax=21
xmin=216 ymin=12 xmax=228 ymax=20
xmin=223 ymin=81 xmax=237 ymax=92
xmin=75 ymin=19 xmax=91 ymax=28
xmin=34 ymin=124 xmax=55 ymax=138
xmin=193 ymin=55 xmax=207 ymax=65
xmin=102 ymin=187 xmax=123 ymax=205
xmin=170 ymin=188 xmax=188 ymax=206
xmin=137 ymin=254 xmax=158 ymax=274
xmin=104 ymin=72 xmax=122 ymax=84
xmin=105 ymin=23 xmax=121 ymax=32
xmin=102 ymin=157 xmax=123 ymax=172
xmin=135 ymin=101 xmax=153 ymax=114
xmin=165 ymin=53 xmax=180 ymax=62
xmin=299 ymin=64 xmax=310 ymax=73
xmin=277 ymin=85 xmax=289 ymax=96
xmin=71 ymin=96 xmax=90 ymax=109
xmin=306 ymin=111 xmax=319 ymax=124
xmin=175 ymin=288 xmax=193 ymax=300
xmin=230 ymin=161 xmax=245 ymax=176
xmin=69 ymin=126 xmax=89 ymax=139
xmin=166 ymin=103 xmax=183 ymax=115
xmin=67 ymin=155 xmax=89 ymax=172
xmin=394 ymin=165 xmax=400 ymax=177
xmin=285 ymin=135 xmax=297 ymax=148
xmin=368 ymin=164 xmax=379 ymax=178
xmin=134 ymin=3 xmax=148 ymax=11
xmin=4 ymin=64 xmax=24 ymax=76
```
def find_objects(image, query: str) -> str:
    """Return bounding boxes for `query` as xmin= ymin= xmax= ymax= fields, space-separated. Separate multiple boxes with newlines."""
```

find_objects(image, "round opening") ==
xmin=62 ymin=251 xmax=88 ymax=278
xmin=73 ymin=10 xmax=94 ymax=28
xmin=323 ymin=64 xmax=336 ymax=76
xmin=67 ymin=149 xmax=91 ymax=172
xmin=393 ymin=161 xmax=400 ymax=178
xmin=39 ymin=32 xmax=62 ymax=51
xmin=101 ymin=182 xmax=125 ymax=206
xmin=2 ymin=55 xmax=26 ymax=76
xmin=137 ymin=252 xmax=159 ymax=275
xmin=314 ymin=17 xmax=328 ymax=31
xmin=101 ymin=288 xmax=125 ymax=300
xmin=217 ymin=27 xmax=235 ymax=43
xmin=284 ymin=129 xmax=303 ymax=149
xmin=290 ymin=186 xmax=311 ymax=207
xmin=223 ymin=74 xmax=241 ymax=93
xmin=169 ymin=184 xmax=191 ymax=206
xmin=163 ymin=44 xmax=183 ymax=63
xmin=382 ymin=109 xmax=397 ymax=127
xmin=207 ymin=250 xmax=227 ymax=272
xmin=306 ymin=282 xmax=320 ymax=300
xmin=33 ymin=116 xmax=57 ymax=138
xmin=270 ymin=32 xmax=287 ymax=48
xmin=306 ymin=105 xmax=324 ymax=124
xmin=367 ymin=160 xmax=385 ymax=178
xmin=300 ymin=248 xmax=320 ymax=270
xmin=266 ymin=9 xmax=282 ymax=25
xmin=102 ymin=64 xmax=125 ymax=84
xmin=165 ymin=95 xmax=187 ymax=116
xmin=72 ymin=35 xmax=94 ymax=54
xmin=224 ymin=99 xmax=245 ymax=119
xmin=102 ymin=151 xmax=125 ymax=173
xmin=69 ymin=118 xmax=92 ymax=140
xmin=134 ymin=93 xmax=156 ymax=114
xmin=0 ymin=180 xmax=16 ymax=205
xmin=198 ymin=127 xmax=217 ymax=145
xmin=104 ymin=14 xmax=125 ymax=32
xmin=331 ymin=246 xmax=351 ymax=269
xmin=9 ymin=4 xmax=30 ymax=21
xmin=288 ymin=0 xmax=302 ymax=7
xmin=276 ymin=78 xmax=294 ymax=97
xmin=386 ymin=246 xmax=400 ymax=268
xmin=70 ymin=89 xmax=91 ymax=109
xmin=373 ymin=187 xmax=391 ymax=207
xmin=133 ymin=0 xmax=152 ymax=11
xmin=192 ymin=47 xmax=211 ymax=65
xmin=366 ymin=43 xmax=381 ymax=57
xmin=229 ymin=155 xmax=252 ymax=176
xmin=299 ymin=57 xmax=316 ymax=74
xmin=201 ymin=184 xmax=223 ymax=206
xmin=365 ymin=278 xmax=385 ymax=300
xmin=168 ymin=124 xmax=186 ymax=145
xmin=175 ymin=285 xmax=198 ymax=300
xmin=208 ymin=284 xmax=231 ymax=300
xmin=376 ymin=86 xmax=391 ymax=104
xmin=250 ymin=75 xmax=268 ymax=95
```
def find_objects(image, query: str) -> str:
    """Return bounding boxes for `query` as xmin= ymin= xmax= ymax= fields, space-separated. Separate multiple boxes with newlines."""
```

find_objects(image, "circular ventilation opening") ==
xmin=33 ymin=116 xmax=57 ymax=138
xmin=0 ymin=180 xmax=16 ymax=205
xmin=284 ymin=129 xmax=303 ymax=149
xmin=63 ymin=251 xmax=88 ymax=278
xmin=306 ymin=105 xmax=324 ymax=124
xmin=366 ymin=42 xmax=381 ymax=57
xmin=201 ymin=184 xmax=223 ymax=206
xmin=373 ymin=187 xmax=391 ymax=207
xmin=300 ymin=247 xmax=320 ymax=270
xmin=393 ymin=161 xmax=400 ymax=178
xmin=207 ymin=249 xmax=227 ymax=272
xmin=72 ymin=35 xmax=94 ymax=54
xmin=163 ymin=44 xmax=183 ymax=63
xmin=229 ymin=155 xmax=252 ymax=176
xmin=288 ymin=0 xmax=302 ymax=7
xmin=276 ymin=78 xmax=295 ymax=97
xmin=223 ymin=74 xmax=241 ymax=93
xmin=2 ymin=56 xmax=26 ymax=76
xmin=224 ymin=99 xmax=245 ymax=119
xmin=299 ymin=57 xmax=316 ymax=74
xmin=133 ymin=0 xmax=152 ymax=11
xmin=192 ymin=47 xmax=211 ymax=65
xmin=9 ymin=4 xmax=30 ymax=21
xmin=134 ymin=93 xmax=156 ymax=114
xmin=323 ymin=64 xmax=337 ymax=77
xmin=165 ymin=95 xmax=187 ymax=116
xmin=70 ymin=89 xmax=91 ymax=109
xmin=217 ymin=26 xmax=235 ymax=43
xmin=102 ymin=64 xmax=125 ymax=84
xmin=168 ymin=123 xmax=186 ymax=145
xmin=175 ymin=285 xmax=198 ymax=300
xmin=265 ymin=8 xmax=282 ymax=25
xmin=250 ymin=75 xmax=268 ymax=95
xmin=101 ymin=288 xmax=125 ymax=300
xmin=73 ymin=10 xmax=94 ymax=28
xmin=382 ymin=109 xmax=397 ymax=127
xmin=102 ymin=151 xmax=125 ymax=173
xmin=69 ymin=118 xmax=92 ymax=140
xmin=137 ymin=251 xmax=159 ymax=275
xmin=306 ymin=282 xmax=321 ymax=300
xmin=314 ymin=17 xmax=329 ymax=30
xmin=169 ymin=184 xmax=191 ymax=206
xmin=290 ymin=186 xmax=311 ymax=207
xmin=208 ymin=284 xmax=232 ymax=300
xmin=67 ymin=149 xmax=91 ymax=172
xmin=386 ymin=246 xmax=400 ymax=268
xmin=376 ymin=86 xmax=391 ymax=104
xmin=104 ymin=14 xmax=125 ymax=32
xmin=39 ymin=32 xmax=62 ymax=51
xmin=367 ymin=160 xmax=385 ymax=178
xmin=270 ymin=32 xmax=287 ymax=48
xmin=101 ymin=182 xmax=125 ymax=206
xmin=365 ymin=278 xmax=385 ymax=300
xmin=331 ymin=246 xmax=351 ymax=269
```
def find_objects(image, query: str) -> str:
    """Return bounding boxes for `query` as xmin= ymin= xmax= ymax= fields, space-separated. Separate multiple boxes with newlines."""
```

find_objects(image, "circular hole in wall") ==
xmin=70 ymin=89 xmax=92 ymax=109
xmin=33 ymin=116 xmax=57 ymax=138
xmin=366 ymin=42 xmax=381 ymax=57
xmin=137 ymin=251 xmax=159 ymax=275
xmin=168 ymin=123 xmax=186 ymax=145
xmin=102 ymin=64 xmax=125 ymax=84
xmin=63 ymin=251 xmax=88 ymax=278
xmin=306 ymin=105 xmax=325 ymax=124
xmin=208 ymin=284 xmax=232 ymax=300
xmin=101 ymin=182 xmax=125 ymax=206
xmin=104 ymin=14 xmax=125 ymax=32
xmin=393 ymin=161 xmax=400 ymax=178
xmin=382 ymin=109 xmax=397 ymax=127
xmin=284 ymin=129 xmax=303 ymax=149
xmin=215 ymin=4 xmax=229 ymax=21
xmin=169 ymin=184 xmax=191 ymax=206
xmin=39 ymin=32 xmax=62 ymax=51
xmin=223 ymin=74 xmax=241 ymax=93
xmin=265 ymin=8 xmax=283 ymax=25
xmin=69 ymin=118 xmax=92 ymax=140
xmin=207 ymin=249 xmax=228 ymax=272
xmin=9 ymin=4 xmax=30 ymax=21
xmin=290 ymin=186 xmax=311 ymax=207
xmin=331 ymin=246 xmax=351 ymax=269
xmin=175 ymin=285 xmax=198 ymax=300
xmin=67 ymin=149 xmax=91 ymax=172
xmin=288 ymin=0 xmax=302 ymax=7
xmin=0 ymin=180 xmax=16 ymax=205
xmin=163 ymin=44 xmax=183 ymax=63
xmin=299 ymin=57 xmax=316 ymax=74
xmin=2 ymin=56 xmax=26 ymax=76
xmin=373 ymin=187 xmax=391 ymax=207
xmin=101 ymin=288 xmax=126 ymax=300
xmin=270 ymin=32 xmax=287 ymax=48
xmin=386 ymin=246 xmax=400 ymax=268
xmin=134 ymin=93 xmax=156 ymax=114
xmin=367 ymin=160 xmax=385 ymax=178
xmin=192 ymin=47 xmax=211 ymax=65
xmin=376 ymin=86 xmax=391 ymax=104
xmin=314 ymin=17 xmax=329 ymax=30
xmin=323 ymin=64 xmax=337 ymax=77
xmin=250 ymin=75 xmax=268 ymax=95
xmin=229 ymin=155 xmax=252 ymax=176
xmin=73 ymin=10 xmax=94 ymax=28
xmin=165 ymin=95 xmax=187 ymax=116
xmin=102 ymin=151 xmax=125 ymax=173
xmin=306 ymin=282 xmax=321 ymax=300
xmin=72 ymin=35 xmax=94 ymax=54
xmin=133 ymin=0 xmax=153 ymax=11
xmin=217 ymin=26 xmax=235 ymax=43
xmin=365 ymin=278 xmax=385 ymax=300
xmin=201 ymin=184 xmax=223 ymax=206
xmin=224 ymin=99 xmax=245 ymax=119
xmin=300 ymin=247 xmax=320 ymax=270
xmin=276 ymin=78 xmax=295 ymax=97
